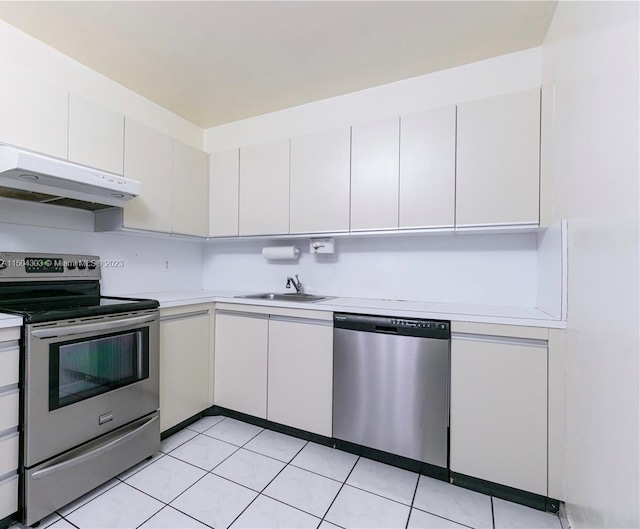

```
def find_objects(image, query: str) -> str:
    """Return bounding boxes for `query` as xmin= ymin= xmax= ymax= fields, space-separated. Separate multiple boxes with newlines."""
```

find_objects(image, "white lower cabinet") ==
xmin=213 ymin=307 xmax=333 ymax=432
xmin=214 ymin=312 xmax=268 ymax=419
xmin=450 ymin=335 xmax=548 ymax=496
xmin=0 ymin=474 xmax=18 ymax=521
xmin=267 ymin=317 xmax=333 ymax=436
xmin=160 ymin=305 xmax=212 ymax=432
xmin=0 ymin=326 xmax=20 ymax=521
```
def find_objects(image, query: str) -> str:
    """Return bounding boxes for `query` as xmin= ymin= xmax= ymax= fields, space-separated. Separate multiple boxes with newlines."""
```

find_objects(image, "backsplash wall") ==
xmin=202 ymin=232 xmax=538 ymax=307
xmin=0 ymin=222 xmax=204 ymax=296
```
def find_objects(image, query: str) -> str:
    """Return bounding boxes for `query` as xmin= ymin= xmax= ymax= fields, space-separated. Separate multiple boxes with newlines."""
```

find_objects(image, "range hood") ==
xmin=0 ymin=145 xmax=141 ymax=211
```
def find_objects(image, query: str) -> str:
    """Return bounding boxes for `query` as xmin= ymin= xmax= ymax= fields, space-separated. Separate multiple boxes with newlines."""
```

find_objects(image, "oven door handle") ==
xmin=30 ymin=414 xmax=159 ymax=481
xmin=30 ymin=313 xmax=157 ymax=339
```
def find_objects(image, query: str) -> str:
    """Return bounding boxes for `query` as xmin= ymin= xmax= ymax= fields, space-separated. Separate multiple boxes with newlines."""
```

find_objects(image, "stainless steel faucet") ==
xmin=286 ymin=274 xmax=303 ymax=293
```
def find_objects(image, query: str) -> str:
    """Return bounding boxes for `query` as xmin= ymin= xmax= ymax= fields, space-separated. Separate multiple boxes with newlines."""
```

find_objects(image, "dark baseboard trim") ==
xmin=0 ymin=515 xmax=12 ymax=529
xmin=166 ymin=407 xmax=557 ymax=515
xmin=450 ymin=472 xmax=559 ymax=513
xmin=206 ymin=406 xmax=334 ymax=447
xmin=334 ymin=438 xmax=449 ymax=482
xmin=160 ymin=411 xmax=206 ymax=440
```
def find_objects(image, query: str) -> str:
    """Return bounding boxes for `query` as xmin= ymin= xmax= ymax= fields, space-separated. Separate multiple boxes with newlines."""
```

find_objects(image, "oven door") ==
xmin=24 ymin=311 xmax=159 ymax=467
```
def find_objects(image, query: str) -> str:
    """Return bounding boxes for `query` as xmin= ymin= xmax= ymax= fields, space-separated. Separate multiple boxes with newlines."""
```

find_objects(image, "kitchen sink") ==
xmin=235 ymin=292 xmax=335 ymax=303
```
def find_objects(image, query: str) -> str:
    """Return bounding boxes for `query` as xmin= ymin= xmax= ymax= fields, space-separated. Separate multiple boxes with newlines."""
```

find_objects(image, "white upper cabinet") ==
xmin=172 ymin=140 xmax=209 ymax=237
xmin=122 ymin=119 xmax=173 ymax=233
xmin=68 ymin=94 xmax=124 ymax=175
xmin=456 ymin=88 xmax=541 ymax=227
xmin=351 ymin=117 xmax=400 ymax=231
xmin=399 ymin=106 xmax=456 ymax=229
xmin=290 ymin=127 xmax=351 ymax=234
xmin=209 ymin=148 xmax=240 ymax=237
xmin=239 ymin=138 xmax=290 ymax=236
xmin=0 ymin=61 xmax=68 ymax=159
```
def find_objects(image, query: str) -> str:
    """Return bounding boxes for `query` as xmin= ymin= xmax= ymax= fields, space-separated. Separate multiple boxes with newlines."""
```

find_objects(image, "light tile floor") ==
xmin=20 ymin=416 xmax=563 ymax=529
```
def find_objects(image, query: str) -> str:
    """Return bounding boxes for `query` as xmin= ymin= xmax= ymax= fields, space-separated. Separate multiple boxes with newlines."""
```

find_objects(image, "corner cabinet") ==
xmin=238 ymin=139 xmax=290 ymax=236
xmin=456 ymin=88 xmax=541 ymax=228
xmin=290 ymin=127 xmax=351 ymax=234
xmin=172 ymin=141 xmax=209 ymax=237
xmin=121 ymin=119 xmax=173 ymax=233
xmin=210 ymin=148 xmax=240 ymax=237
xmin=98 ymin=119 xmax=209 ymax=237
xmin=159 ymin=305 xmax=213 ymax=432
xmin=450 ymin=332 xmax=548 ymax=496
xmin=267 ymin=316 xmax=333 ymax=436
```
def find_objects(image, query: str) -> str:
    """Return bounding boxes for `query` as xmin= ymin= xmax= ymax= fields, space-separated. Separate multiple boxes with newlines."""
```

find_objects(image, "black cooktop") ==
xmin=0 ymin=280 xmax=159 ymax=323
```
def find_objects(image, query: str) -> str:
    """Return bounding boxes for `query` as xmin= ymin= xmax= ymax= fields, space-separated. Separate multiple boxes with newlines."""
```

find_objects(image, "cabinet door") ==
xmin=68 ymin=94 xmax=124 ymax=174
xmin=351 ymin=117 xmax=400 ymax=231
xmin=210 ymin=148 xmax=239 ymax=237
xmin=172 ymin=140 xmax=209 ymax=237
xmin=400 ymin=106 xmax=455 ymax=229
xmin=239 ymin=139 xmax=290 ymax=236
xmin=450 ymin=336 xmax=547 ymax=495
xmin=267 ymin=318 xmax=333 ymax=436
xmin=122 ymin=119 xmax=173 ymax=233
xmin=456 ymin=89 xmax=541 ymax=227
xmin=214 ymin=313 xmax=268 ymax=418
xmin=290 ymin=128 xmax=351 ymax=234
xmin=160 ymin=309 xmax=211 ymax=432
xmin=0 ymin=60 xmax=68 ymax=159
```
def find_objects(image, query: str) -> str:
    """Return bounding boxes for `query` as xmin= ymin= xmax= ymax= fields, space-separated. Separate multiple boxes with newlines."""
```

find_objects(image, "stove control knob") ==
xmin=0 ymin=259 xmax=6 ymax=271
xmin=67 ymin=261 xmax=76 ymax=270
xmin=87 ymin=260 xmax=97 ymax=270
xmin=77 ymin=261 xmax=87 ymax=270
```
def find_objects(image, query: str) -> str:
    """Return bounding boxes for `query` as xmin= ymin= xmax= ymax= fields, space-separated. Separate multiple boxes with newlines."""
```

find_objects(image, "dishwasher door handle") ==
xmin=374 ymin=325 xmax=399 ymax=334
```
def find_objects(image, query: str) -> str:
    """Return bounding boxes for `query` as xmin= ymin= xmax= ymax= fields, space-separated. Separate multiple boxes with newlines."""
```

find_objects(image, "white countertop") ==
xmin=0 ymin=312 xmax=23 ymax=329
xmin=128 ymin=289 xmax=566 ymax=329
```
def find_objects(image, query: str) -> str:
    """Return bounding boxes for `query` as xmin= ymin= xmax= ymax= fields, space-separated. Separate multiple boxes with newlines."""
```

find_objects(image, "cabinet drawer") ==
xmin=0 ymin=474 xmax=18 ymax=519
xmin=0 ymin=390 xmax=19 ymax=432
xmin=0 ymin=346 xmax=19 ymax=387
xmin=0 ymin=432 xmax=18 ymax=476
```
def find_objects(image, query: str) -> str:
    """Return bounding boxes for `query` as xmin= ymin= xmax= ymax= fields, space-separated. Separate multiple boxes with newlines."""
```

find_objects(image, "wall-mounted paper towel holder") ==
xmin=262 ymin=246 xmax=301 ymax=261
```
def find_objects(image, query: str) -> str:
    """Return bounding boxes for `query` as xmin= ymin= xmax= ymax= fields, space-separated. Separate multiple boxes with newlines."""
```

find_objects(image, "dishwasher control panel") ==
xmin=390 ymin=318 xmax=448 ymax=331
xmin=334 ymin=313 xmax=449 ymax=339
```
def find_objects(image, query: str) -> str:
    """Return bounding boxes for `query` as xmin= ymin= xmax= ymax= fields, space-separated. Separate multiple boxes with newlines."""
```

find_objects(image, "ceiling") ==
xmin=0 ymin=1 xmax=557 ymax=128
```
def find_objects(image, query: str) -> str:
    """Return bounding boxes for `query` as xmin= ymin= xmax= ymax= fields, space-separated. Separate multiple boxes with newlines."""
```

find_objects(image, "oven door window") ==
xmin=49 ymin=328 xmax=149 ymax=410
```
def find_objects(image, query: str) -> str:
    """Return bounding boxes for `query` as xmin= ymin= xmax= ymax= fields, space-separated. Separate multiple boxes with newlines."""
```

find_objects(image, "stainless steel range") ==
xmin=0 ymin=252 xmax=160 ymax=526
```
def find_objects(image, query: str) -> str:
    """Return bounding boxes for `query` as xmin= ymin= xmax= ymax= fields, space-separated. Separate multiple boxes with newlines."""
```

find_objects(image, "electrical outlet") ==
xmin=164 ymin=259 xmax=170 ymax=271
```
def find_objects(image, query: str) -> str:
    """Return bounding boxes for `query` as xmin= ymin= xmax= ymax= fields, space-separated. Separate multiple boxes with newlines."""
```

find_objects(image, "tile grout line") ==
xmin=163 ymin=435 xmax=244 ymax=507
xmin=410 ymin=505 xmax=476 ymax=529
xmin=491 ymin=496 xmax=496 ymax=529
xmin=318 ymin=455 xmax=360 ymax=525
xmin=405 ymin=474 xmax=421 ymax=529
xmin=224 ymin=438 xmax=310 ymax=528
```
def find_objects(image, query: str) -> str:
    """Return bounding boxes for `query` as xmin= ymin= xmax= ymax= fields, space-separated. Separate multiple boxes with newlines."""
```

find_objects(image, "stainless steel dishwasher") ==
xmin=333 ymin=313 xmax=450 ymax=469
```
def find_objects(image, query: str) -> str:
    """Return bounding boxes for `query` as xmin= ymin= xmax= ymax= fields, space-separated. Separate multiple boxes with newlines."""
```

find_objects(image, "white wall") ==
xmin=0 ymin=201 xmax=204 ymax=295
xmin=543 ymin=2 xmax=639 ymax=527
xmin=202 ymin=233 xmax=538 ymax=307
xmin=204 ymin=47 xmax=541 ymax=151
xmin=0 ymin=20 xmax=202 ymax=148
